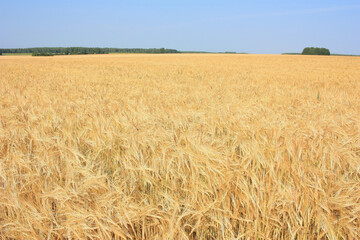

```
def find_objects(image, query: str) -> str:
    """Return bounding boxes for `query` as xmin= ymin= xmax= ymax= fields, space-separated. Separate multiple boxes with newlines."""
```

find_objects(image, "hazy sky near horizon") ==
xmin=1 ymin=0 xmax=360 ymax=54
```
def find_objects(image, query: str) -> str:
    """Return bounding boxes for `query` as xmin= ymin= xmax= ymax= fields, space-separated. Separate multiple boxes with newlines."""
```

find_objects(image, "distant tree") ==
xmin=302 ymin=47 xmax=330 ymax=55
xmin=160 ymin=48 xmax=165 ymax=54
xmin=94 ymin=48 xmax=101 ymax=54
xmin=32 ymin=52 xmax=54 ymax=56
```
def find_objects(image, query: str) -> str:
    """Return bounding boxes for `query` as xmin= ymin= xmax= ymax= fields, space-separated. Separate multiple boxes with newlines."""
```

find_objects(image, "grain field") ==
xmin=0 ymin=54 xmax=360 ymax=239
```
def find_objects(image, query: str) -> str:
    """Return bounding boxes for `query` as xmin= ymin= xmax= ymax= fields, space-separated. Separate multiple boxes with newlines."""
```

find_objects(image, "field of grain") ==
xmin=0 ymin=54 xmax=360 ymax=239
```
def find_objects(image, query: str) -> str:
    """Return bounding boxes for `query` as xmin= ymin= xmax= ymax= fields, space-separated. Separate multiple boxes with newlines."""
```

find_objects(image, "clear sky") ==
xmin=1 ymin=0 xmax=360 ymax=54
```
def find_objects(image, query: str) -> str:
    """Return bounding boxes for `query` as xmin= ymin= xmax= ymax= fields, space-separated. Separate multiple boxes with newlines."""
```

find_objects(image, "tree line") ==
xmin=0 ymin=47 xmax=179 ymax=55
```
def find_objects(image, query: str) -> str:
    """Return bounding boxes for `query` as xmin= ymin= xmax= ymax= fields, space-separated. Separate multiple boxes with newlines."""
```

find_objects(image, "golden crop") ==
xmin=0 ymin=54 xmax=360 ymax=239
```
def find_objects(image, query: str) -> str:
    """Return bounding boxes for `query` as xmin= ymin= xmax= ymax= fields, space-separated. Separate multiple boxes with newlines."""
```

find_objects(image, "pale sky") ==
xmin=1 ymin=0 xmax=359 ymax=54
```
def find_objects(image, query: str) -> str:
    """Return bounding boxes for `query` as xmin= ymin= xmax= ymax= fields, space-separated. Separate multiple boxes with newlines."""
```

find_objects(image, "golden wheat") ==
xmin=0 ymin=54 xmax=360 ymax=239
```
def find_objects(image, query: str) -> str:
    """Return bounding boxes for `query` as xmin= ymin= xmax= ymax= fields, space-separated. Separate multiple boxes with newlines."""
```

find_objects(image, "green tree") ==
xmin=302 ymin=47 xmax=330 ymax=55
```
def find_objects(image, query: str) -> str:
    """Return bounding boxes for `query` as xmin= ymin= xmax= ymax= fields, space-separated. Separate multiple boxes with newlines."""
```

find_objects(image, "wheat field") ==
xmin=0 ymin=54 xmax=359 ymax=239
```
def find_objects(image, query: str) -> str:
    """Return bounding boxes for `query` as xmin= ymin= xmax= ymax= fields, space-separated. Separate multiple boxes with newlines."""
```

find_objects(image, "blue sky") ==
xmin=1 ymin=0 xmax=360 ymax=54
